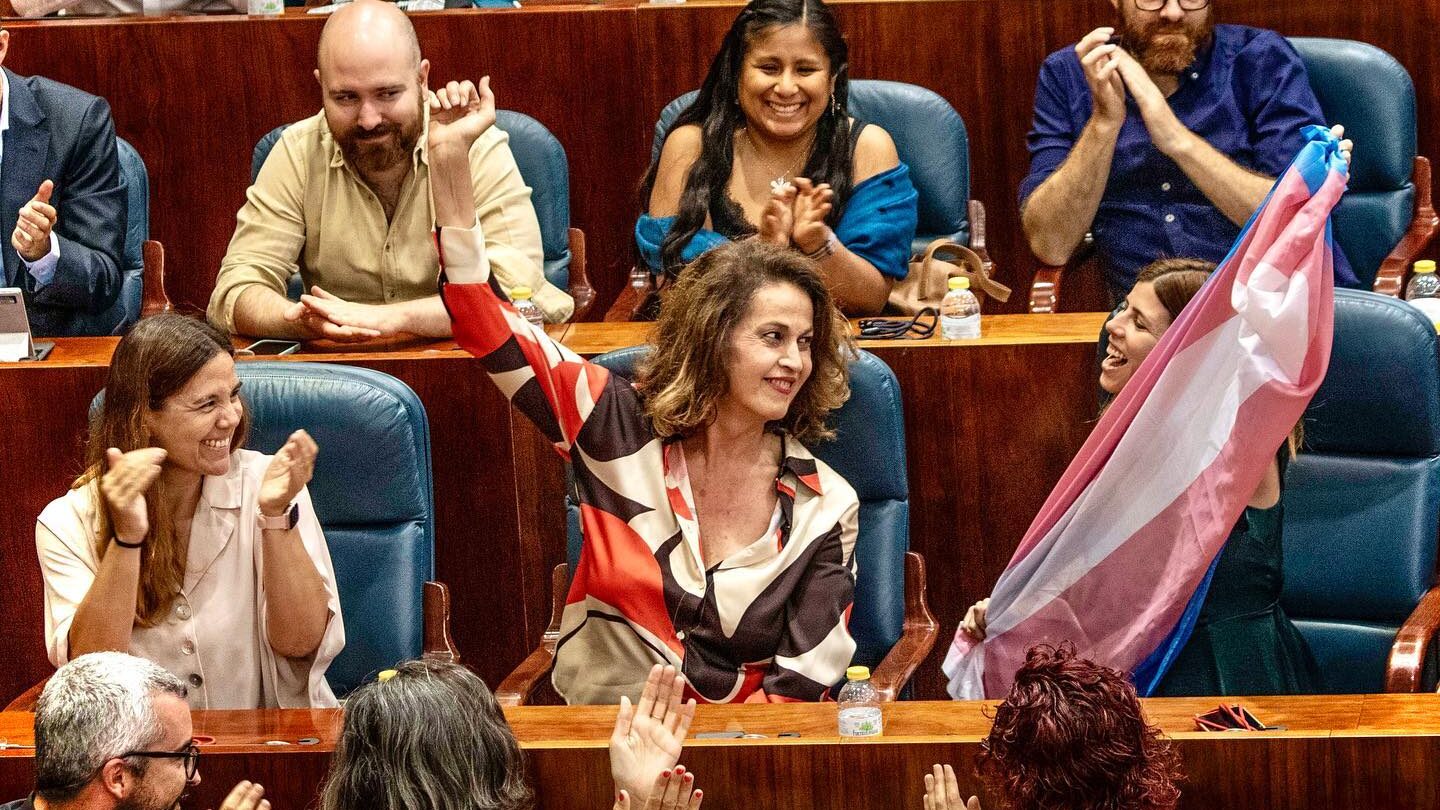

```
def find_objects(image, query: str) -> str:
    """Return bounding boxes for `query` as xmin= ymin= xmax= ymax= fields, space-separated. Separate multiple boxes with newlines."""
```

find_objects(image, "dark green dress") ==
xmin=1156 ymin=455 xmax=1321 ymax=696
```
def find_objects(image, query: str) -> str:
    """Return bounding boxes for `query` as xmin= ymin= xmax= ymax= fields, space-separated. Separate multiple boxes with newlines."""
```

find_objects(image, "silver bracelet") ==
xmin=802 ymin=231 xmax=837 ymax=261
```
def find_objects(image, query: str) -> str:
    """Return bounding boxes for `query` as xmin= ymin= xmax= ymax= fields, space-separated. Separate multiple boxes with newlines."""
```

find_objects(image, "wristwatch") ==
xmin=257 ymin=502 xmax=300 ymax=531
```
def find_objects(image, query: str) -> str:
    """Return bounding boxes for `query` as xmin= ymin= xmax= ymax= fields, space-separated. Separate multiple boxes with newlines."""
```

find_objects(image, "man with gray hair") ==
xmin=1 ymin=652 xmax=267 ymax=810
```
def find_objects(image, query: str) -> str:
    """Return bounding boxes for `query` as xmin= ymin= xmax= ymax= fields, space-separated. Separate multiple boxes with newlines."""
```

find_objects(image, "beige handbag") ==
xmin=888 ymin=239 xmax=1011 ymax=314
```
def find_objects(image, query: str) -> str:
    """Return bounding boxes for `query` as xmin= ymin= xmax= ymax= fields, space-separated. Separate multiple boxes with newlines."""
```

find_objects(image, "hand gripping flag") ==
xmin=944 ymin=126 xmax=1346 ymax=699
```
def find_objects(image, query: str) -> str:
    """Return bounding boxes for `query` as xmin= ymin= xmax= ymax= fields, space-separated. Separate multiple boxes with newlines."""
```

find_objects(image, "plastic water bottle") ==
xmin=837 ymin=666 xmax=882 ymax=737
xmin=941 ymin=276 xmax=981 ymax=339
xmin=1405 ymin=260 xmax=1440 ymax=326
xmin=246 ymin=0 xmax=283 ymax=15
xmin=510 ymin=286 xmax=545 ymax=329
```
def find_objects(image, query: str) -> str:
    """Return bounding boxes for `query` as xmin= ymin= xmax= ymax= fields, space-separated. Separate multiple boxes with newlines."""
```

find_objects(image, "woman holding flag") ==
xmin=947 ymin=124 xmax=1349 ymax=700
xmin=959 ymin=258 xmax=1319 ymax=696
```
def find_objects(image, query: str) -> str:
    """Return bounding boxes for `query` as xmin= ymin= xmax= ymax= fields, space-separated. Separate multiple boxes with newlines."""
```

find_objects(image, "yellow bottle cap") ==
xmin=948 ymin=276 xmax=971 ymax=291
xmin=1415 ymin=260 xmax=1436 ymax=274
xmin=846 ymin=666 xmax=871 ymax=681
xmin=510 ymin=286 xmax=534 ymax=300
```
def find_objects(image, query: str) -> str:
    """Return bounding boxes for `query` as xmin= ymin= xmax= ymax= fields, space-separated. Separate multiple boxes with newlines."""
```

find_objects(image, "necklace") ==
xmin=741 ymin=129 xmax=811 ymax=194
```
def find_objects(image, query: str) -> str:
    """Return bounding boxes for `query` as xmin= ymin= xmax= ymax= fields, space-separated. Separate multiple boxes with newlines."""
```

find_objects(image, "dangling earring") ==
xmin=830 ymin=93 xmax=839 ymax=117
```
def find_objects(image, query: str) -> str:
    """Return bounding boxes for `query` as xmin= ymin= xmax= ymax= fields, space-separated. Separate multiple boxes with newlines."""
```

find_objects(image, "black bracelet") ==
xmin=112 ymin=537 xmax=145 ymax=549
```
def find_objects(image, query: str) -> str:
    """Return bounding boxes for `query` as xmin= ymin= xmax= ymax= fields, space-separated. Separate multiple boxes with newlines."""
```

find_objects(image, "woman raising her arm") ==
xmin=431 ymin=77 xmax=861 ymax=704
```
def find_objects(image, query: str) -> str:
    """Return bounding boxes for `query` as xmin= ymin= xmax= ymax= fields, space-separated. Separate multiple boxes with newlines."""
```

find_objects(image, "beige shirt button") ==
xmin=175 ymin=603 xmax=191 ymax=621
xmin=181 ymin=640 xmax=195 ymax=656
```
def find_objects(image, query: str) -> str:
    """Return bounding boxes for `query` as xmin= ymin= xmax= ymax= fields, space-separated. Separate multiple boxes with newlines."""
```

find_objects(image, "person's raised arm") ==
xmin=256 ymin=430 xmax=332 ymax=659
xmin=1020 ymin=27 xmax=1127 ymax=266
xmin=431 ymin=78 xmax=621 ymax=458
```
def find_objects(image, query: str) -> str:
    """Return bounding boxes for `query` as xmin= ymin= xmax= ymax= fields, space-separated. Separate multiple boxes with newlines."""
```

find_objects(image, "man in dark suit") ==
xmin=1 ymin=27 xmax=127 ymax=337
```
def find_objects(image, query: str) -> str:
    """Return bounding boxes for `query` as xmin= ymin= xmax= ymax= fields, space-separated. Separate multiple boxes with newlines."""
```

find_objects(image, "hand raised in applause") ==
xmin=759 ymin=182 xmax=797 ymax=248
xmin=99 ymin=447 xmax=167 ymax=545
xmin=214 ymin=780 xmax=269 ymax=810
xmin=960 ymin=597 xmax=989 ymax=641
xmin=614 ymin=765 xmax=704 ymax=810
xmin=789 ymin=177 xmax=835 ymax=255
xmin=923 ymin=764 xmax=981 ymax=810
xmin=1075 ymin=27 xmax=1125 ymax=131
xmin=1108 ymin=49 xmax=1193 ymax=155
xmin=287 ymin=285 xmax=392 ymax=343
xmin=426 ymin=77 xmax=497 ymax=156
xmin=12 ymin=180 xmax=57 ymax=263
xmin=610 ymin=664 xmax=697 ymax=806
xmin=258 ymin=430 xmax=317 ymax=518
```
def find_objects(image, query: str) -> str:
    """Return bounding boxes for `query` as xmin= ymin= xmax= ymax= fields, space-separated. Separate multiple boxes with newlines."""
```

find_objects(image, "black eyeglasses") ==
xmin=1134 ymin=0 xmax=1210 ymax=10
xmin=120 ymin=743 xmax=200 ymax=780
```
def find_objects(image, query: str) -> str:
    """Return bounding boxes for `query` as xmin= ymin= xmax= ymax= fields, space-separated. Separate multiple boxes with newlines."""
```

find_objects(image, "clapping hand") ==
xmin=614 ymin=766 xmax=704 ymax=810
xmin=258 ymin=430 xmax=317 ymax=519
xmin=12 ymin=179 xmax=57 ymax=263
xmin=1075 ymin=27 xmax=1125 ymax=129
xmin=759 ymin=182 xmax=797 ymax=248
xmin=426 ymin=77 xmax=497 ymax=155
xmin=924 ymin=764 xmax=981 ymax=810
xmin=99 ymin=447 xmax=167 ymax=544
xmin=790 ymin=177 xmax=834 ymax=255
xmin=610 ymin=664 xmax=697 ymax=805
xmin=215 ymin=780 xmax=269 ymax=810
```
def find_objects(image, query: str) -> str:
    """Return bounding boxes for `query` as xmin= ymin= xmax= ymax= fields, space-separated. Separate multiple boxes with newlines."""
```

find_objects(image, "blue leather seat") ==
xmin=1289 ymin=38 xmax=1437 ymax=292
xmin=653 ymin=80 xmax=975 ymax=259
xmin=252 ymin=110 xmax=577 ymax=295
xmin=1281 ymin=289 xmax=1440 ymax=693
xmin=70 ymin=137 xmax=146 ymax=335
xmin=498 ymin=347 xmax=937 ymax=704
xmin=87 ymin=362 xmax=452 ymax=699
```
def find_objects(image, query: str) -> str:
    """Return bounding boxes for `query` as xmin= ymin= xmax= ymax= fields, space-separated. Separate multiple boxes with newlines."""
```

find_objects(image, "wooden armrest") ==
xmin=1373 ymin=156 xmax=1439 ymax=298
xmin=1385 ymin=584 xmax=1440 ymax=693
xmin=566 ymin=228 xmax=598 ymax=321
xmin=422 ymin=580 xmax=460 ymax=663
xmin=967 ymin=199 xmax=994 ymax=274
xmin=1029 ymin=265 xmax=1064 ymax=314
xmin=870 ymin=551 xmax=940 ymax=702
xmin=496 ymin=563 xmax=569 ymax=706
xmin=140 ymin=240 xmax=173 ymax=318
xmin=4 ymin=677 xmax=50 ymax=713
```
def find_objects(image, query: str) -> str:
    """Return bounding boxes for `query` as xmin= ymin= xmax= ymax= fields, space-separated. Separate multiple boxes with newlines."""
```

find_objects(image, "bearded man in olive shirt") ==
xmin=208 ymin=0 xmax=571 ymax=341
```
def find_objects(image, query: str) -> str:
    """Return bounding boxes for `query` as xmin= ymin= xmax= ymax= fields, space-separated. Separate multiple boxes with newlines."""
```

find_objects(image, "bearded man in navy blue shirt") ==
xmin=1019 ymin=0 xmax=1357 ymax=298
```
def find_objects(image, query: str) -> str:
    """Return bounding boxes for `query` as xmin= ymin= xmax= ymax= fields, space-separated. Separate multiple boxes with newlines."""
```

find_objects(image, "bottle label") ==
xmin=1406 ymin=297 xmax=1440 ymax=326
xmin=838 ymin=706 xmax=883 ymax=737
xmin=941 ymin=313 xmax=981 ymax=340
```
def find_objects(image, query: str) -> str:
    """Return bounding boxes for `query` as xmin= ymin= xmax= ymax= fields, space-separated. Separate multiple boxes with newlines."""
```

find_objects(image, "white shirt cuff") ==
xmin=22 ymin=232 xmax=61 ymax=288
xmin=439 ymin=222 xmax=490 ymax=285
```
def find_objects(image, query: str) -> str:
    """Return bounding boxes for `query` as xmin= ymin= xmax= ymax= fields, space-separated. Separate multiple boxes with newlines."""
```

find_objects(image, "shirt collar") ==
xmin=1 ymin=70 xmax=12 ymax=140
xmin=777 ymin=434 xmax=825 ymax=497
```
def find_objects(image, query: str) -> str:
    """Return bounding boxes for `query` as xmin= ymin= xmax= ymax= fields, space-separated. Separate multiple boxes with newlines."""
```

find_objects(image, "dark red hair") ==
xmin=976 ymin=643 xmax=1183 ymax=810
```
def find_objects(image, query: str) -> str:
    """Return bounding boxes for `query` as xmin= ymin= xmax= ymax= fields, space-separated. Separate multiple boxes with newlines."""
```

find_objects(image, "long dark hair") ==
xmin=77 ymin=313 xmax=249 ymax=627
xmin=640 ymin=0 xmax=854 ymax=275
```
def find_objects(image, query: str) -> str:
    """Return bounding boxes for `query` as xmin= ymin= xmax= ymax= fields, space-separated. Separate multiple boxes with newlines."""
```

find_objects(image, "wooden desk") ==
xmin=5 ymin=3 xmax=1438 ymax=318
xmin=3 ymin=695 xmax=1438 ymax=808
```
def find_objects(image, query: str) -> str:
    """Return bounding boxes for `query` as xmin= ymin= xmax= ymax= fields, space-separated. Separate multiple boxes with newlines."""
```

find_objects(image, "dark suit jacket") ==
xmin=2 ymin=69 xmax=126 ymax=337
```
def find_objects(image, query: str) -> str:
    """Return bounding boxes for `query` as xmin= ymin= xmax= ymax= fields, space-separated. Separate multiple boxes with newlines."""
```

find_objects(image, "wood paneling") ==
xmin=4 ymin=695 xmax=1440 ymax=809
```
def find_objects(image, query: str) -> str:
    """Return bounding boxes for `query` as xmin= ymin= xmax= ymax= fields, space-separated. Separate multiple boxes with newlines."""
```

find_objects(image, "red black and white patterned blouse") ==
xmin=438 ymin=225 xmax=859 ymax=705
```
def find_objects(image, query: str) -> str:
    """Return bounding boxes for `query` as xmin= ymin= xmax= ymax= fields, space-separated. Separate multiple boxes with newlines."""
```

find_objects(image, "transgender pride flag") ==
xmin=945 ymin=126 xmax=1346 ymax=699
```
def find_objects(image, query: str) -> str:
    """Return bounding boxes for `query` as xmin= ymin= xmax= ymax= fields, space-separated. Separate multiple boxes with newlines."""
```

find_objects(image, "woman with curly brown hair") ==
xmin=427 ymin=78 xmax=860 ymax=705
xmin=962 ymin=643 xmax=1182 ymax=810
